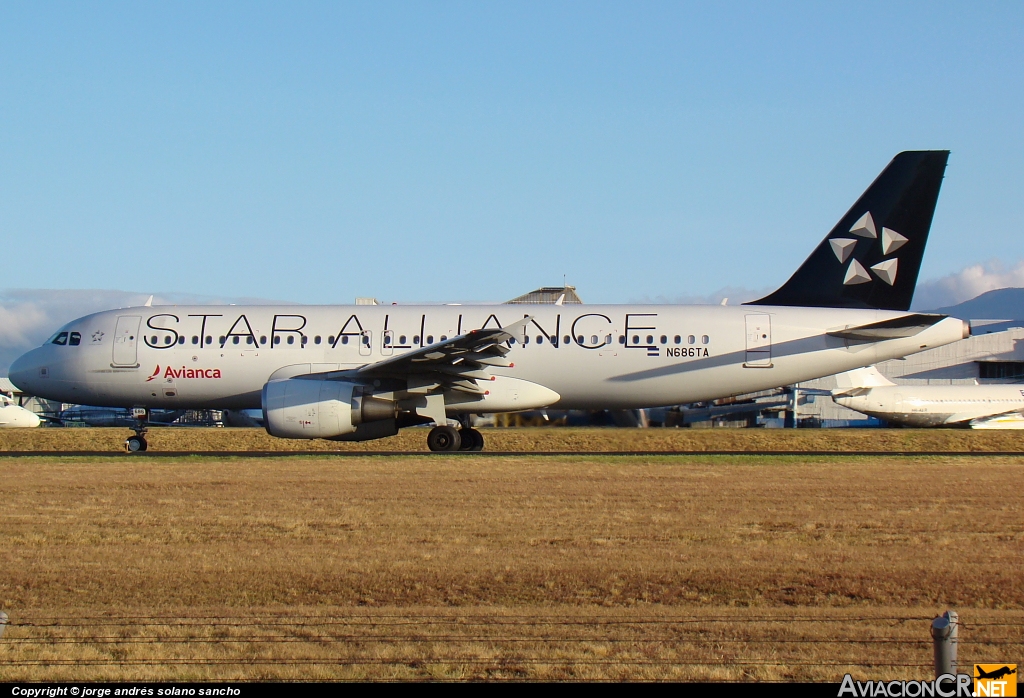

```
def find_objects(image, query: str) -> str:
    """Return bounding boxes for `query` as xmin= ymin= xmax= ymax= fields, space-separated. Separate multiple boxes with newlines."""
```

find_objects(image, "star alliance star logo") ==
xmin=830 ymin=211 xmax=906 ymax=286
xmin=91 ymin=331 xmax=105 ymax=343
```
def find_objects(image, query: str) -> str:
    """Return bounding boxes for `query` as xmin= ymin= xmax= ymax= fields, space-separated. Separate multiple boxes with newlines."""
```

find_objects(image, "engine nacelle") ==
xmin=262 ymin=378 xmax=396 ymax=440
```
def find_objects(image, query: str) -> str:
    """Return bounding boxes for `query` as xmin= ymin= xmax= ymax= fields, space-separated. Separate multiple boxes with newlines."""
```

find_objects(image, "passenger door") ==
xmin=112 ymin=316 xmax=141 ymax=367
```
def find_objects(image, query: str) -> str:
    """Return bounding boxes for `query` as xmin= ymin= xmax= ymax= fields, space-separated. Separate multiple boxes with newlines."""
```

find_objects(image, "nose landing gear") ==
xmin=125 ymin=408 xmax=149 ymax=453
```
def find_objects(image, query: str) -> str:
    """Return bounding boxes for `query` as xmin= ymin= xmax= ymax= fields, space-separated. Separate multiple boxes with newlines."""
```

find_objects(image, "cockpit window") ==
xmin=69 ymin=332 xmax=82 ymax=346
xmin=52 ymin=332 xmax=69 ymax=346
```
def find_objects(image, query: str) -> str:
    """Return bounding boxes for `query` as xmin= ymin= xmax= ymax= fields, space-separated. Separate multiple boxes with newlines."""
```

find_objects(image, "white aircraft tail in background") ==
xmin=0 ymin=392 xmax=41 ymax=428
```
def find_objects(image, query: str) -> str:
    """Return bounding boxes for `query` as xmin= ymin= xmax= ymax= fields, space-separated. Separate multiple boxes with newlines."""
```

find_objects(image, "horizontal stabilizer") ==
xmin=826 ymin=314 xmax=946 ymax=341
xmin=834 ymin=366 xmax=896 ymax=391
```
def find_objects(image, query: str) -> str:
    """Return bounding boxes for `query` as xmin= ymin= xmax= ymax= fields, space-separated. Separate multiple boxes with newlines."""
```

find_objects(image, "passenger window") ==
xmin=301 ymin=336 xmax=307 ymax=345
xmin=660 ymin=335 xmax=667 ymax=344
xmin=205 ymin=336 xmax=213 ymax=345
xmin=687 ymin=335 xmax=695 ymax=344
xmin=646 ymin=335 xmax=654 ymax=344
xmin=218 ymin=336 xmax=225 ymax=344
xmin=151 ymin=336 xmax=158 ymax=344
xmin=399 ymin=335 xmax=407 ymax=344
xmin=287 ymin=336 xmax=295 ymax=345
xmin=69 ymin=332 xmax=82 ymax=346
xmin=440 ymin=335 xmax=447 ymax=341
xmin=674 ymin=336 xmax=681 ymax=344
xmin=564 ymin=335 xmax=571 ymax=344
xmin=232 ymin=336 xmax=240 ymax=345
xmin=362 ymin=335 xmax=370 ymax=346
xmin=413 ymin=335 xmax=420 ymax=344
xmin=632 ymin=335 xmax=639 ymax=344
xmin=192 ymin=336 xmax=199 ymax=345
xmin=164 ymin=336 xmax=173 ymax=345
xmin=328 ymin=336 xmax=335 ymax=344
xmin=577 ymin=335 xmax=584 ymax=344
xmin=273 ymin=336 xmax=280 ymax=345
xmin=342 ymin=336 xmax=350 ymax=345
xmin=260 ymin=336 xmax=267 ymax=345
xmin=618 ymin=336 xmax=625 ymax=344
xmin=523 ymin=336 xmax=530 ymax=345
xmin=702 ymin=335 xmax=710 ymax=344
xmin=314 ymin=336 xmax=321 ymax=344
xmin=426 ymin=336 xmax=433 ymax=344
xmin=247 ymin=336 xmax=254 ymax=345
xmin=605 ymin=334 xmax=612 ymax=345
xmin=178 ymin=336 xmax=185 ymax=345
xmin=537 ymin=335 xmax=544 ymax=345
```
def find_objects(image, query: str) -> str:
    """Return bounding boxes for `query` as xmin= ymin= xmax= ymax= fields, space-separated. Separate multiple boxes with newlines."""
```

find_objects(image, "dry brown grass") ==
xmin=0 ymin=453 xmax=1021 ymax=681
xmin=2 ymin=426 xmax=1024 ymax=452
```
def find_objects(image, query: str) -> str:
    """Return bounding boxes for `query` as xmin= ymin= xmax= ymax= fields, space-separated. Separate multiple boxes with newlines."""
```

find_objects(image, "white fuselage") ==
xmin=9 ymin=303 xmax=967 ymax=413
xmin=834 ymin=384 xmax=1024 ymax=427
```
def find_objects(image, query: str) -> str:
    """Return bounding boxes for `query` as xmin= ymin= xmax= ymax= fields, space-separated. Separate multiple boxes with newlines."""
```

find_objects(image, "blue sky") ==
xmin=2 ymin=1 xmax=1023 ymax=306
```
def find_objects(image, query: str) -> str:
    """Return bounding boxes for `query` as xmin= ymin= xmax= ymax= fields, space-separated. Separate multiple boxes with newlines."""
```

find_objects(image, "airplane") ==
xmin=831 ymin=366 xmax=1024 ymax=428
xmin=975 ymin=666 xmax=1017 ymax=681
xmin=8 ymin=150 xmax=970 ymax=452
xmin=0 ymin=392 xmax=41 ymax=428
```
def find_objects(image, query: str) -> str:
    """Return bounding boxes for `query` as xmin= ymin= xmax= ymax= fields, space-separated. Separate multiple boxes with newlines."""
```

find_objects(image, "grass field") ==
xmin=0 ymin=449 xmax=1021 ymax=681
xmin=2 ymin=425 xmax=1024 ymax=452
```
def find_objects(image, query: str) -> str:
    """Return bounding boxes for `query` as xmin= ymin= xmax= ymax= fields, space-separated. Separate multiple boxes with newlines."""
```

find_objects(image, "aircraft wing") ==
xmin=945 ymin=406 xmax=1024 ymax=426
xmin=342 ymin=317 xmax=532 ymax=395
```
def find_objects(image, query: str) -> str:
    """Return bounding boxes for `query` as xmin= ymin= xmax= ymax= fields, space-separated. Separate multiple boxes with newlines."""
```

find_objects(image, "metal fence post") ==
xmin=0 ymin=611 xmax=7 ymax=639
xmin=931 ymin=610 xmax=959 ymax=678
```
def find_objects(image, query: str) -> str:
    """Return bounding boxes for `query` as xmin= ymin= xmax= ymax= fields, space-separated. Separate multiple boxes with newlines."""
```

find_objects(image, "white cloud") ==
xmin=0 ymin=288 xmax=290 ymax=374
xmin=631 ymin=285 xmax=771 ymax=306
xmin=911 ymin=260 xmax=1024 ymax=310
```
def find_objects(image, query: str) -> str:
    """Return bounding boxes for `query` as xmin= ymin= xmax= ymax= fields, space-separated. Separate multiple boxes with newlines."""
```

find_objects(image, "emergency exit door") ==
xmin=744 ymin=314 xmax=772 ymax=367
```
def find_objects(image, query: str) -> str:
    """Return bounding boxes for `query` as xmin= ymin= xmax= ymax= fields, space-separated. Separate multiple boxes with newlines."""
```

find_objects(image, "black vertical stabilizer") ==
xmin=748 ymin=150 xmax=949 ymax=311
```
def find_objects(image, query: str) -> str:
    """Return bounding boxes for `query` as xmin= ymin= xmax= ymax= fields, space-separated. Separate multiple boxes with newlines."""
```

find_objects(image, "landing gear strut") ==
xmin=125 ymin=408 xmax=149 ymax=453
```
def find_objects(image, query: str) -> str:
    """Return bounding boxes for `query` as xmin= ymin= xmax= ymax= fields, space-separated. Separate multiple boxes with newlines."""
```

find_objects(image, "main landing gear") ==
xmin=426 ymin=425 xmax=484 ymax=452
xmin=125 ymin=408 xmax=149 ymax=453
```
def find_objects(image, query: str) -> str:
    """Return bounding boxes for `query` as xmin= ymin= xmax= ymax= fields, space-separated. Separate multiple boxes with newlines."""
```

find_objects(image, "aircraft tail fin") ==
xmin=748 ymin=150 xmax=949 ymax=311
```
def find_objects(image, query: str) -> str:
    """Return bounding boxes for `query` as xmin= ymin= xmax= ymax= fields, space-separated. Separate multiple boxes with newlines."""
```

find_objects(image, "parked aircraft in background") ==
xmin=0 ymin=392 xmax=41 ymax=428
xmin=10 ymin=151 xmax=968 ymax=451
xmin=832 ymin=366 xmax=1024 ymax=428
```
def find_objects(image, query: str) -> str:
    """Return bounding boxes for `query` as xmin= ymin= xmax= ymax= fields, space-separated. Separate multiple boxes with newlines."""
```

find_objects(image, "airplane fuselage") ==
xmin=10 ymin=303 xmax=967 ymax=412
xmin=834 ymin=384 xmax=1024 ymax=427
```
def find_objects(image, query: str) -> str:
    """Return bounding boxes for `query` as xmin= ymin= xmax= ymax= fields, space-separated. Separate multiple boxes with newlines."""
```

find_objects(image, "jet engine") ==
xmin=262 ymin=378 xmax=396 ymax=440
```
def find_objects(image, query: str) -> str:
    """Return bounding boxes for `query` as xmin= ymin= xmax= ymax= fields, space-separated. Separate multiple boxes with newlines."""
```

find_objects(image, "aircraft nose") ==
xmin=8 ymin=348 xmax=43 ymax=393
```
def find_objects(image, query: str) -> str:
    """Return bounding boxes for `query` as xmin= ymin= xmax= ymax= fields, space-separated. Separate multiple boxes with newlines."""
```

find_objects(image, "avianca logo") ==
xmin=145 ymin=365 xmax=223 ymax=381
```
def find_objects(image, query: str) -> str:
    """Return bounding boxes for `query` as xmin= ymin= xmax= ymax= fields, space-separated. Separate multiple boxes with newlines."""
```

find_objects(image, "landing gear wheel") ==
xmin=459 ymin=428 xmax=484 ymax=452
xmin=427 ymin=425 xmax=461 ymax=452
xmin=125 ymin=435 xmax=148 ymax=453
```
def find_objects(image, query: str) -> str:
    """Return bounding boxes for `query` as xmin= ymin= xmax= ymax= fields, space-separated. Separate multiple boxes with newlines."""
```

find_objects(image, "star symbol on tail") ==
xmin=829 ymin=211 xmax=906 ymax=286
